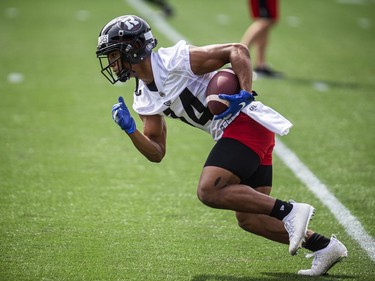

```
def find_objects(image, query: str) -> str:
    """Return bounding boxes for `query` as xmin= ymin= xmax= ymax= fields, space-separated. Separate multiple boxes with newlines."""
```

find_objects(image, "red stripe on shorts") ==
xmin=222 ymin=113 xmax=275 ymax=165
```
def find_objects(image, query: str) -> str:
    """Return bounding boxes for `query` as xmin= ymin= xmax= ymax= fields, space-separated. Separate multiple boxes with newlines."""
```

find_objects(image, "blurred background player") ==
xmin=144 ymin=0 xmax=174 ymax=17
xmin=241 ymin=0 xmax=283 ymax=78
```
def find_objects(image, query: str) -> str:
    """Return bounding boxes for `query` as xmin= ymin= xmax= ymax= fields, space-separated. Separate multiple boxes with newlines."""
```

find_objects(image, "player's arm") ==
xmin=189 ymin=43 xmax=252 ymax=92
xmin=112 ymin=96 xmax=166 ymax=163
xmin=128 ymin=114 xmax=167 ymax=163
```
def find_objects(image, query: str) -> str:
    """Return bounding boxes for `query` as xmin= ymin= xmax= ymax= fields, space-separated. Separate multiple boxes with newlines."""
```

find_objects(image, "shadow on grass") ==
xmin=283 ymin=76 xmax=375 ymax=92
xmin=192 ymin=272 xmax=357 ymax=281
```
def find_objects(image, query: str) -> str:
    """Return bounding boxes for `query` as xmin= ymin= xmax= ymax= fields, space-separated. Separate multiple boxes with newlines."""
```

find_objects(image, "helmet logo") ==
xmin=118 ymin=16 xmax=140 ymax=31
xmin=98 ymin=34 xmax=108 ymax=45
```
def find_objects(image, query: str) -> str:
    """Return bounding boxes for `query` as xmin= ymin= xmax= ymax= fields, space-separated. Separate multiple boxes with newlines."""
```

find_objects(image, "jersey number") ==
xmin=163 ymin=88 xmax=213 ymax=127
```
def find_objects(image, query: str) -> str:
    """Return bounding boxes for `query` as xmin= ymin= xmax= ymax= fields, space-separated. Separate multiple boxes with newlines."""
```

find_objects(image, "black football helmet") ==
xmin=96 ymin=15 xmax=157 ymax=84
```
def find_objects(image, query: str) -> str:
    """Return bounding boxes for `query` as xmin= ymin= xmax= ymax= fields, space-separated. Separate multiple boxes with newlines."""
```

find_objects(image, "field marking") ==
xmin=275 ymin=140 xmax=375 ymax=262
xmin=127 ymin=0 xmax=189 ymax=44
xmin=126 ymin=0 xmax=375 ymax=263
xmin=336 ymin=0 xmax=375 ymax=4
xmin=312 ymin=81 xmax=329 ymax=92
xmin=7 ymin=72 xmax=24 ymax=84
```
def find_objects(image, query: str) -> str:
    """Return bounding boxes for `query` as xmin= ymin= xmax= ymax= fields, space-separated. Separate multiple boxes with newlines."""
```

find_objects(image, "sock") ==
xmin=269 ymin=199 xmax=293 ymax=221
xmin=303 ymin=233 xmax=331 ymax=252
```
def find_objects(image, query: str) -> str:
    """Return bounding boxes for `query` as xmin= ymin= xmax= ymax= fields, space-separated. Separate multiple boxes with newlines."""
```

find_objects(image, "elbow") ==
xmin=235 ymin=43 xmax=250 ymax=58
xmin=148 ymin=156 xmax=163 ymax=163
xmin=146 ymin=152 xmax=165 ymax=163
xmin=227 ymin=43 xmax=251 ymax=64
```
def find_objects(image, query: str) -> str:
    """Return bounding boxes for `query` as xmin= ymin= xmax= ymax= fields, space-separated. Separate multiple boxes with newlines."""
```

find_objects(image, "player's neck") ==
xmin=132 ymin=57 xmax=154 ymax=84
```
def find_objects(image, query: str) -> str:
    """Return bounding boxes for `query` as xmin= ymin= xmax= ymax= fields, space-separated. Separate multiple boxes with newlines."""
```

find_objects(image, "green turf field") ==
xmin=1 ymin=0 xmax=374 ymax=280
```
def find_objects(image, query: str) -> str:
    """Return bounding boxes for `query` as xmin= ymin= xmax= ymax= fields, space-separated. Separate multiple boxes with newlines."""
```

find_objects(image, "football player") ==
xmin=96 ymin=15 xmax=347 ymax=276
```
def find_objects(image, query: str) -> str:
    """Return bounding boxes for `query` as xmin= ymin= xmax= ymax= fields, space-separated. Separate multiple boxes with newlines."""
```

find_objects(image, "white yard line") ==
xmin=127 ymin=0 xmax=189 ymax=44
xmin=275 ymin=139 xmax=375 ymax=262
xmin=126 ymin=0 xmax=375 ymax=262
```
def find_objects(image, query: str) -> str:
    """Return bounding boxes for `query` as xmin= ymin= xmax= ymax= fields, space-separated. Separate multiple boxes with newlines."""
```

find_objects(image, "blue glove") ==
xmin=214 ymin=90 xmax=255 ymax=120
xmin=112 ymin=96 xmax=136 ymax=134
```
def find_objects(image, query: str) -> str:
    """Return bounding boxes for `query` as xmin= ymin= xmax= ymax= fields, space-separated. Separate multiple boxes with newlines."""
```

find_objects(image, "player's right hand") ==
xmin=112 ymin=96 xmax=136 ymax=134
xmin=214 ymin=90 xmax=255 ymax=120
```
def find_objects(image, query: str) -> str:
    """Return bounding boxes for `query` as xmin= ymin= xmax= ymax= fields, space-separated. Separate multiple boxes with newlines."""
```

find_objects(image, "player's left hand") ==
xmin=214 ymin=90 xmax=255 ymax=120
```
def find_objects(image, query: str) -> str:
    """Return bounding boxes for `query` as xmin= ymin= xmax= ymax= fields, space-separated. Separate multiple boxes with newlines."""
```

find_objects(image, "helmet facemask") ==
xmin=97 ymin=48 xmax=132 ymax=84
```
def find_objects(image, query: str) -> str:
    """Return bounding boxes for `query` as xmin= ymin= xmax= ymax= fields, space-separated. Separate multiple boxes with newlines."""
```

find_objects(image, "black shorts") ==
xmin=204 ymin=138 xmax=272 ymax=188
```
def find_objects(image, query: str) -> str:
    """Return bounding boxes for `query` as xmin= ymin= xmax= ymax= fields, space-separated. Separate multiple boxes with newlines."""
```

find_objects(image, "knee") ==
xmin=197 ymin=167 xmax=236 ymax=208
xmin=197 ymin=182 xmax=219 ymax=208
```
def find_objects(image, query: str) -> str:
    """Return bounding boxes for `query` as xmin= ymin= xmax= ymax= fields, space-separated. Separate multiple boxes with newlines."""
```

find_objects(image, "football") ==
xmin=206 ymin=68 xmax=240 ymax=115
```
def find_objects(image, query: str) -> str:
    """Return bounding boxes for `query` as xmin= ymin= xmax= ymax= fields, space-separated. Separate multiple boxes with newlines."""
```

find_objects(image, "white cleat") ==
xmin=282 ymin=201 xmax=315 ymax=255
xmin=298 ymin=235 xmax=348 ymax=276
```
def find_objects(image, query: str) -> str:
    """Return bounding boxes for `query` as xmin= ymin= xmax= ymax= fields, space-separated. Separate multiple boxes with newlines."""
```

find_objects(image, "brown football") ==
xmin=206 ymin=69 xmax=240 ymax=115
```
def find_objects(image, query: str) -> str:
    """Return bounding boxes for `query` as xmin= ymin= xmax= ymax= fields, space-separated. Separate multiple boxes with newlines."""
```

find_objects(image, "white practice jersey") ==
xmin=133 ymin=40 xmax=238 ymax=141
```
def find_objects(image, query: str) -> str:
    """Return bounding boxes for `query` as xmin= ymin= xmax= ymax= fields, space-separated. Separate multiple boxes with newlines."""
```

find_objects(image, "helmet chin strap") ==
xmin=116 ymin=51 xmax=142 ymax=96
xmin=132 ymin=69 xmax=142 ymax=96
xmin=118 ymin=66 xmax=131 ymax=83
xmin=118 ymin=63 xmax=140 ymax=96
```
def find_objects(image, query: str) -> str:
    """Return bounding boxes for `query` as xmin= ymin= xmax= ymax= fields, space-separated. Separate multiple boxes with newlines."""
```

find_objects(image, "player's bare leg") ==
xmin=197 ymin=166 xmax=276 ymax=214
xmin=197 ymin=166 xmax=315 ymax=254
xmin=233 ymin=186 xmax=347 ymax=276
xmin=240 ymin=19 xmax=274 ymax=50
xmin=236 ymin=210 xmax=347 ymax=276
xmin=235 ymin=186 xmax=314 ymax=244
xmin=236 ymin=212 xmax=289 ymax=243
